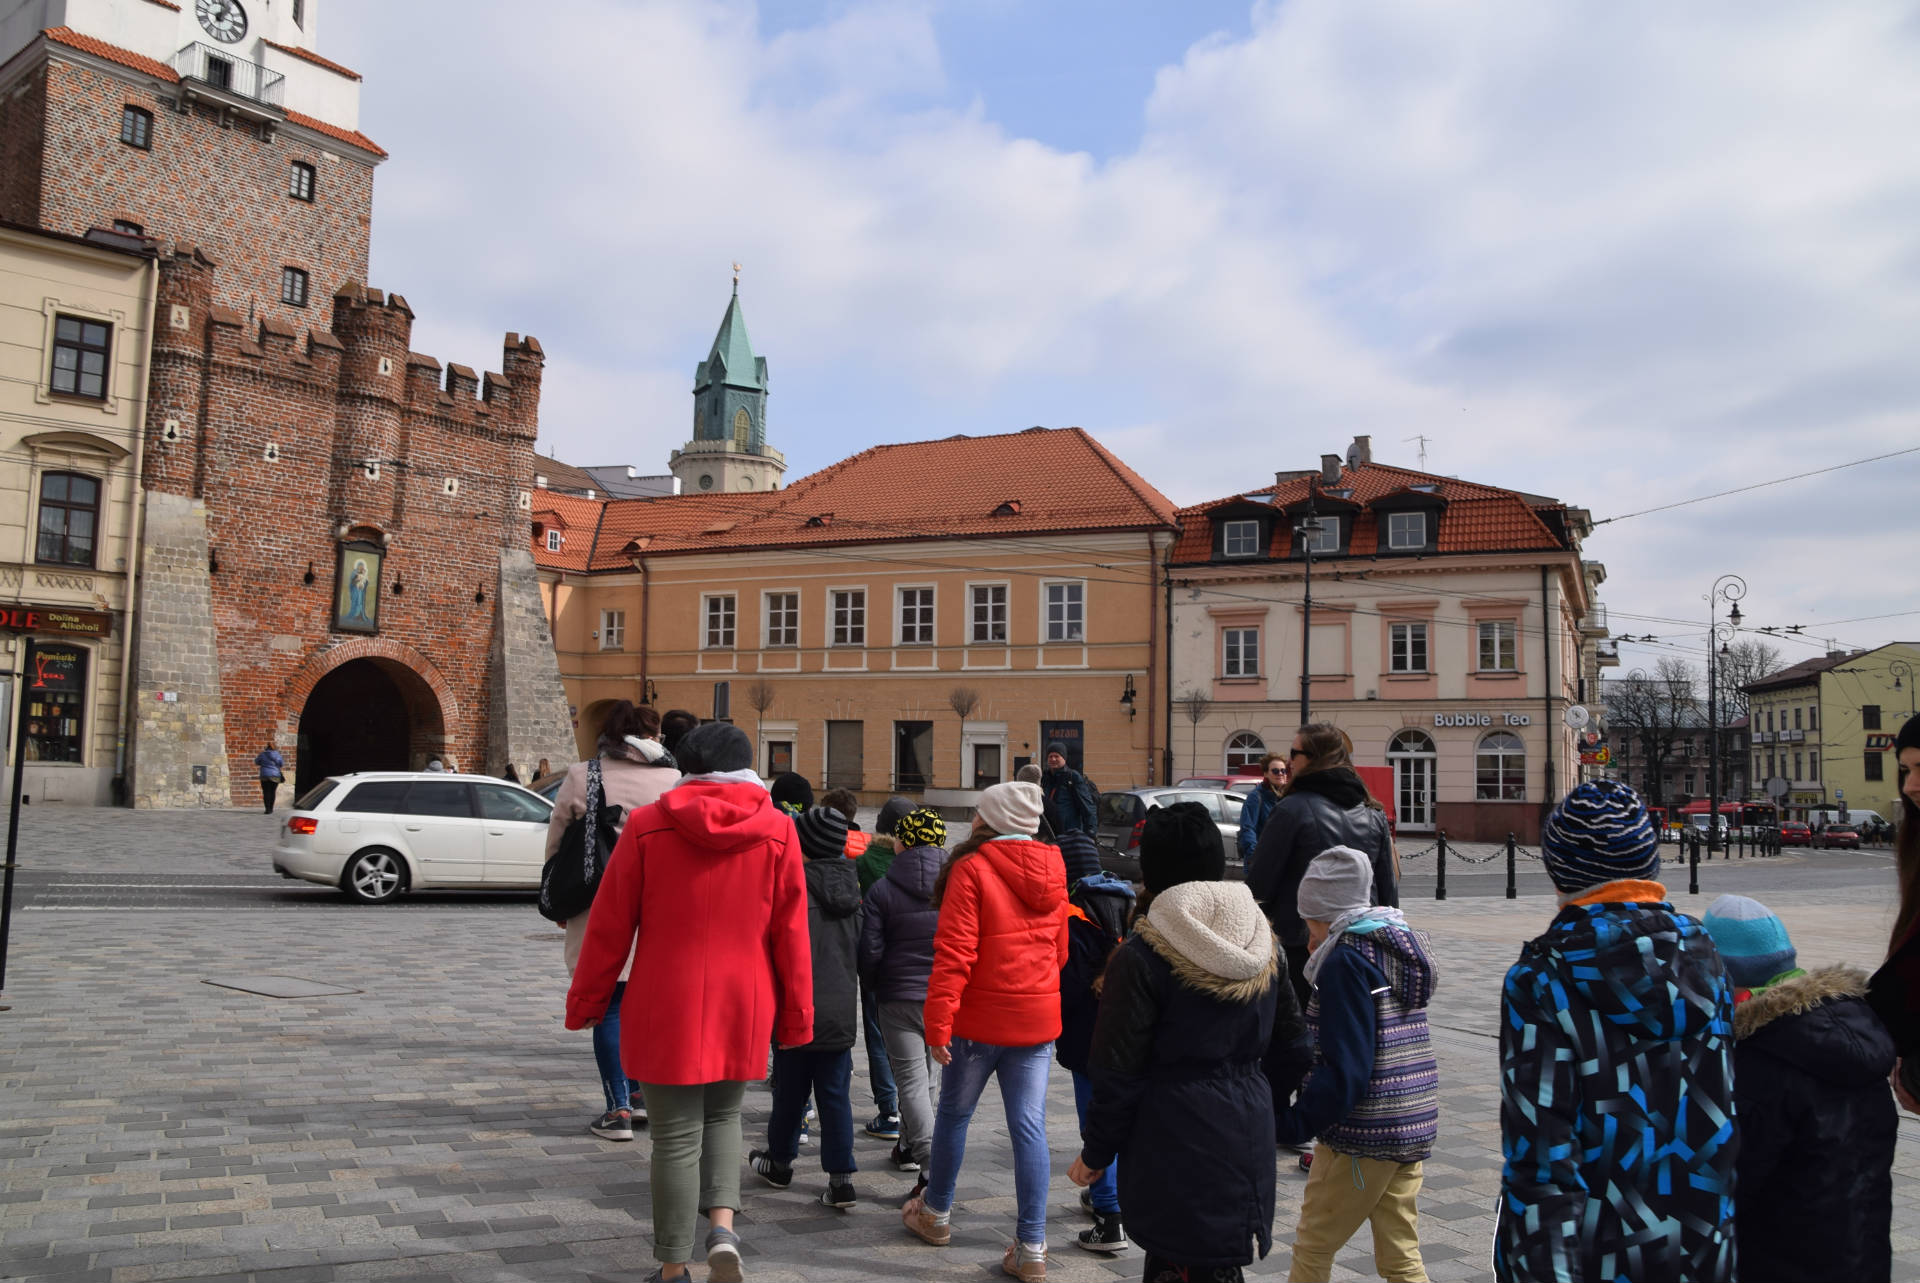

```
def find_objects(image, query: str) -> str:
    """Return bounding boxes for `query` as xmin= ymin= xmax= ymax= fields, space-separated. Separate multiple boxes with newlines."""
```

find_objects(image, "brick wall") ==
xmin=132 ymin=248 xmax=570 ymax=806
xmin=0 ymin=62 xmax=48 ymax=227
xmin=21 ymin=58 xmax=373 ymax=332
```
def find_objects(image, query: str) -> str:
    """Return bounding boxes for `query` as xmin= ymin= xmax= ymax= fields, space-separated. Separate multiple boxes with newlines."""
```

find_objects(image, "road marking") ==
xmin=40 ymin=881 xmax=301 ymax=889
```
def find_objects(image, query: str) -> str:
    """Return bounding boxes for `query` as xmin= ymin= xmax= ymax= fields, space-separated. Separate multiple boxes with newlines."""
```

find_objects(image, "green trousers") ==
xmin=639 ymin=1080 xmax=746 ymax=1264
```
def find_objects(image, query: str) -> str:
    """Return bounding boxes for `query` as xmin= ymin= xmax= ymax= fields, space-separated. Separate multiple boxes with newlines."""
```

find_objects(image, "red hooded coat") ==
xmin=565 ymin=779 xmax=813 ymax=1084
xmin=923 ymin=838 xmax=1070 ymax=1048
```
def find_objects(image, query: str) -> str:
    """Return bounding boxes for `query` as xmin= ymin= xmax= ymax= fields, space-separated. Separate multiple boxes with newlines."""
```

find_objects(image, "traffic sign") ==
xmin=1766 ymin=776 xmax=1790 ymax=799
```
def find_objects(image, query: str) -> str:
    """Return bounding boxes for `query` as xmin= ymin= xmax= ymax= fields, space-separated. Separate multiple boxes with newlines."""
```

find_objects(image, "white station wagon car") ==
xmin=273 ymin=771 xmax=555 ymax=903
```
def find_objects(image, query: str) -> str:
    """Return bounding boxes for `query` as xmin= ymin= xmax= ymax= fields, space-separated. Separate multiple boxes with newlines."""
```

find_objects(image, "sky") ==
xmin=327 ymin=0 xmax=1919 ymax=683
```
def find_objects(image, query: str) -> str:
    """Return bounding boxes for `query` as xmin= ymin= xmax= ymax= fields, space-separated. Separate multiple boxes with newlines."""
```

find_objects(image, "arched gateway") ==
xmin=285 ymin=641 xmax=455 ymax=796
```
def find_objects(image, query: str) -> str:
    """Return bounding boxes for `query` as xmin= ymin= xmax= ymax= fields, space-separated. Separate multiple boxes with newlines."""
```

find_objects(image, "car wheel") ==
xmin=342 ymin=848 xmax=406 ymax=903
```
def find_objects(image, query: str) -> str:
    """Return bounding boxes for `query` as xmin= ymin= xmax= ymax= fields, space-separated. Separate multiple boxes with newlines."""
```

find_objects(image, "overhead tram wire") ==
xmin=1592 ymin=444 xmax=1920 ymax=526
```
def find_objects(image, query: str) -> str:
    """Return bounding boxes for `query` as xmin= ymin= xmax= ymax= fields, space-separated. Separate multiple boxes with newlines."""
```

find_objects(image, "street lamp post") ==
xmin=1703 ymin=574 xmax=1747 ymax=896
xmin=1295 ymin=506 xmax=1323 ymax=727
xmin=1892 ymin=659 xmax=1915 ymax=717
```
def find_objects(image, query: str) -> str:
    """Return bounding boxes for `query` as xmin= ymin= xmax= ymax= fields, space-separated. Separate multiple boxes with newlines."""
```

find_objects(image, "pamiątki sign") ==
xmin=0 ymin=605 xmax=112 ymax=638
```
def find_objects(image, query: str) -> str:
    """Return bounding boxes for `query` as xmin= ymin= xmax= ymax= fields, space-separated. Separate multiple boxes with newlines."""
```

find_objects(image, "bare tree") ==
xmin=1605 ymin=658 xmax=1698 ymax=805
xmin=1715 ymin=638 xmax=1784 ymax=725
xmin=949 ymin=687 xmax=980 ymax=788
xmin=1179 ymin=689 xmax=1210 ymax=778
xmin=745 ymin=680 xmax=776 ymax=760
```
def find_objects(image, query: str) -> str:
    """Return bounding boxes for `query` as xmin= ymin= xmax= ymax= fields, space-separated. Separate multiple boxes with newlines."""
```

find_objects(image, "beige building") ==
xmin=0 ymin=221 xmax=157 ymax=803
xmin=1168 ymin=437 xmax=1613 ymax=843
xmin=536 ymin=427 xmax=1178 ymax=802
xmin=1745 ymin=642 xmax=1920 ymax=825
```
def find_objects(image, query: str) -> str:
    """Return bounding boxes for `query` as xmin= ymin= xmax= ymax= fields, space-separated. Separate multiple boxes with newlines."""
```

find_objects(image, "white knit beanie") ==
xmin=975 ymin=781 xmax=1043 ymax=836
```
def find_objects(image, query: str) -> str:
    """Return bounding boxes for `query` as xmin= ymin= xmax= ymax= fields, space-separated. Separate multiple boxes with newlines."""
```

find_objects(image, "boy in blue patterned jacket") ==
xmin=1495 ymin=781 xmax=1737 ymax=1283
xmin=1276 ymin=845 xmax=1438 ymax=1282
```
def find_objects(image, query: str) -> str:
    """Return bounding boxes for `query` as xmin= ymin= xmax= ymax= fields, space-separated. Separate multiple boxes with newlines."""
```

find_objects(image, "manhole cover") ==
xmin=202 ymin=976 xmax=362 ymax=999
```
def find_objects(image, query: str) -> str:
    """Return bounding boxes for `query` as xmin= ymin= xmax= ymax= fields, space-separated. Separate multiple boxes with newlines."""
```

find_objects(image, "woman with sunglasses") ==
xmin=1236 ymin=752 xmax=1290 ymax=864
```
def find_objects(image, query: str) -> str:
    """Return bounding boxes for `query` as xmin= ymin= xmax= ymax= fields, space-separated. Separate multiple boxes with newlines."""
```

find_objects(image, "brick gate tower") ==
xmin=0 ymin=1 xmax=575 ymax=806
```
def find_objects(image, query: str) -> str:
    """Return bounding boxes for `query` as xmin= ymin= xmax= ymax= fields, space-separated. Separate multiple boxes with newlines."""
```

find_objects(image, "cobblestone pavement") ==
xmin=4 ymin=808 xmax=1920 ymax=1282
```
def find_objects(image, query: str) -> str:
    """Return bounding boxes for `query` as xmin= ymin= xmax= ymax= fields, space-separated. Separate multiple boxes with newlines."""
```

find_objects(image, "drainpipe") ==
xmin=1144 ymin=532 xmax=1158 ymax=787
xmin=1162 ymin=541 xmax=1175 ymax=786
xmin=638 ymin=556 xmax=651 ymax=706
xmin=113 ymin=248 xmax=161 ymax=803
xmin=1540 ymin=564 xmax=1556 ymax=827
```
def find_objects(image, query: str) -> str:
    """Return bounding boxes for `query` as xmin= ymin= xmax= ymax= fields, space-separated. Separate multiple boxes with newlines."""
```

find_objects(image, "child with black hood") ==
xmin=1072 ymin=802 xmax=1303 ymax=1283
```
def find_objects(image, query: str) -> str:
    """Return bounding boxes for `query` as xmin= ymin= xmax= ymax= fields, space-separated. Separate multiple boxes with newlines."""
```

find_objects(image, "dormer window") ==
xmin=1298 ymin=517 xmax=1340 ymax=555
xmin=1223 ymin=520 xmax=1261 ymax=557
xmin=1386 ymin=512 xmax=1427 ymax=550
xmin=544 ymin=529 xmax=562 ymax=552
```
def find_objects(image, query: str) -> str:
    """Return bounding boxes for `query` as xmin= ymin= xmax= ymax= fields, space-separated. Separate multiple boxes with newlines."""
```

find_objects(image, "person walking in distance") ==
xmin=546 ymin=701 xmax=681 ymax=1140
xmin=254 ymin=742 xmax=284 ymax=814
xmin=1495 ymin=781 xmax=1735 ymax=1283
xmin=1277 ymin=847 xmax=1437 ymax=1283
xmin=1704 ymin=894 xmax=1895 ymax=1283
xmin=1236 ymin=752 xmax=1288 ymax=863
xmin=857 ymin=802 xmax=941 ymax=1182
xmin=1073 ymin=803 xmax=1292 ymax=1283
xmin=903 ymin=781 xmax=1069 ymax=1282
xmin=566 ymin=721 xmax=813 ymax=1283
xmin=1040 ymin=742 xmax=1098 ymax=836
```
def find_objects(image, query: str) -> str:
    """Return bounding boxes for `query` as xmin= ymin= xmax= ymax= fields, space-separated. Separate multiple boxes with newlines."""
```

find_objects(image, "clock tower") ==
xmin=669 ymin=278 xmax=786 ymax=494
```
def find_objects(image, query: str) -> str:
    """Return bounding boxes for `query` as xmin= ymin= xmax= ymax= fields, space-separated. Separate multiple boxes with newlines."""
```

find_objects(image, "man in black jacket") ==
xmin=1041 ymin=742 xmax=1098 ymax=836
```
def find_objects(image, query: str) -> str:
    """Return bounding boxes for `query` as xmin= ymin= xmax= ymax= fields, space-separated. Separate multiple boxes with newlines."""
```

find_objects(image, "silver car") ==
xmin=1094 ymin=787 xmax=1246 ymax=882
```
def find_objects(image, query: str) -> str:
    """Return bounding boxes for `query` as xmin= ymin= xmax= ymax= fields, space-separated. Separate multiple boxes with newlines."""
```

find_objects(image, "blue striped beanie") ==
xmin=1539 ymin=780 xmax=1659 ymax=893
xmin=1703 ymin=894 xmax=1797 ymax=990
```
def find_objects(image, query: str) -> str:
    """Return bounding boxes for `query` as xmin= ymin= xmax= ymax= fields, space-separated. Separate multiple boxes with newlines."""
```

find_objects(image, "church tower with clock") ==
xmin=669 ymin=278 xmax=787 ymax=494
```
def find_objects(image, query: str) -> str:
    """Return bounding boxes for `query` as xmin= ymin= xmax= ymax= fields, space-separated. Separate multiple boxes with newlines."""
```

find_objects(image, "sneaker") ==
xmin=748 ymin=1149 xmax=793 ymax=1190
xmin=901 ymin=1192 xmax=951 ymax=1246
xmin=1078 ymin=1187 xmax=1095 ymax=1216
xmin=820 ymin=1176 xmax=858 ymax=1209
xmin=865 ymin=1112 xmax=901 ymax=1139
xmin=890 ymin=1141 xmax=920 ymax=1172
xmin=1076 ymin=1209 xmax=1128 ymax=1254
xmin=1002 ymin=1241 xmax=1048 ymax=1281
xmin=799 ymin=1104 xmax=817 ymax=1145
xmin=1299 ymin=1150 xmax=1313 ymax=1173
xmin=588 ymin=1109 xmax=633 ymax=1142
xmin=903 ymin=1174 xmax=928 ymax=1209
xmin=704 ymin=1226 xmax=743 ymax=1283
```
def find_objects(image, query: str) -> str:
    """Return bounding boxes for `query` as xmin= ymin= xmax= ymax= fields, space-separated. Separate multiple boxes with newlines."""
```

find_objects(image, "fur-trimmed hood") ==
xmin=1737 ymin=964 xmax=1894 ymax=1090
xmin=1136 ymin=880 xmax=1279 ymax=1005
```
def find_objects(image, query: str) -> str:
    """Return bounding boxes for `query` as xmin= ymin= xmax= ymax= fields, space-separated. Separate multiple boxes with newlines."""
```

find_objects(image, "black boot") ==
xmin=1076 ymin=1208 xmax=1128 ymax=1254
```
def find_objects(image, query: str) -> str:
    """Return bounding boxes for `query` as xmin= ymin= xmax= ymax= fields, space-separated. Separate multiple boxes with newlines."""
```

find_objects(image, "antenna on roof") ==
xmin=1403 ymin=434 xmax=1431 ymax=469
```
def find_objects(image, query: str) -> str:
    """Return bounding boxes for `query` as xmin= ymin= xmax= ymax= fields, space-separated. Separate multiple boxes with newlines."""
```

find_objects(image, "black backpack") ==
xmin=537 ymin=759 xmax=626 ymax=923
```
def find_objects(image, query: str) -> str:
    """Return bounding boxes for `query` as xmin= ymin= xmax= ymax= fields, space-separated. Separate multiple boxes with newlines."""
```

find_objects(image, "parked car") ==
xmin=273 ymin=772 xmax=555 ymax=903
xmin=1174 ymin=775 xmax=1260 ymax=796
xmin=1779 ymin=820 xmax=1812 ymax=846
xmin=1096 ymin=788 xmax=1246 ymax=881
xmin=1815 ymin=823 xmax=1862 ymax=850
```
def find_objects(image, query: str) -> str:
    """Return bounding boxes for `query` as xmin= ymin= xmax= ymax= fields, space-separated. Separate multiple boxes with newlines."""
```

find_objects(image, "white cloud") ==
xmin=333 ymin=0 xmax=1920 ymax=659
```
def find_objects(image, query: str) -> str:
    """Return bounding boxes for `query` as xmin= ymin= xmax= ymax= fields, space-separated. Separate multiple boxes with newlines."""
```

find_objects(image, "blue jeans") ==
xmin=593 ymin=982 xmax=642 ymax=1113
xmin=767 ymin=1047 xmax=857 ymax=1175
xmin=925 ymin=1037 xmax=1051 ymax=1244
xmin=1070 ymin=1069 xmax=1119 ymax=1214
xmin=862 ymin=984 xmax=898 ymax=1115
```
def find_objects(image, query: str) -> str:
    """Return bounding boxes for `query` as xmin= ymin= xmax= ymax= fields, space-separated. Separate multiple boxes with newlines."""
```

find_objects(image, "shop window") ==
xmin=22 ymin=641 xmax=87 ymax=763
xmin=1475 ymin=730 xmax=1526 ymax=801
xmin=1222 ymin=627 xmax=1259 ymax=677
xmin=1225 ymin=731 xmax=1265 ymax=770
xmin=1389 ymin=621 xmax=1428 ymax=673
xmin=36 ymin=472 xmax=100 ymax=567
xmin=1477 ymin=620 xmax=1518 ymax=672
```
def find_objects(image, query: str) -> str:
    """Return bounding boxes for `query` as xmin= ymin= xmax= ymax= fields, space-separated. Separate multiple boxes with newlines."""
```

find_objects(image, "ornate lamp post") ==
xmin=1295 ymin=504 xmax=1324 ymax=727
xmin=1702 ymin=574 xmax=1747 ymax=895
xmin=1892 ymin=659 xmax=1915 ymax=717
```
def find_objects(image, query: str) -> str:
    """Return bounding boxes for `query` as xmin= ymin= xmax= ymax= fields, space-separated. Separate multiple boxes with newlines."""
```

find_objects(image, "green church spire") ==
xmin=691 ymin=269 xmax=769 ymax=452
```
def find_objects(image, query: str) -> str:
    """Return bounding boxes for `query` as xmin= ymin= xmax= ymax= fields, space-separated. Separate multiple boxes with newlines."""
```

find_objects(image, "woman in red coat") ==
xmin=902 ymin=781 xmax=1069 ymax=1283
xmin=567 ymin=723 xmax=812 ymax=1283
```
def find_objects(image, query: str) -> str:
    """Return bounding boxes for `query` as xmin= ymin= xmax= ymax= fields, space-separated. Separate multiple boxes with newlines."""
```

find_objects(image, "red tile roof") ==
xmin=143 ymin=1 xmax=181 ymax=11
xmin=531 ymin=427 xmax=1178 ymax=572
xmin=283 ymin=107 xmax=386 ymax=158
xmin=1171 ymin=461 xmax=1567 ymax=564
xmin=263 ymin=39 xmax=361 ymax=81
xmin=529 ymin=491 xmax=607 ymax=573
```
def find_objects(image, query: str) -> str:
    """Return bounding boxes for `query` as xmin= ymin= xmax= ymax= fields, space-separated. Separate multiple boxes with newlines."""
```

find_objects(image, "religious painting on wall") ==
xmin=333 ymin=541 xmax=383 ymax=634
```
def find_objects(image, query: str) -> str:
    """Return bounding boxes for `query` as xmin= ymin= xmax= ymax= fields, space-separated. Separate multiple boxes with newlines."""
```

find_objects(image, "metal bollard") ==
xmin=1435 ymin=831 xmax=1448 ymax=901
xmin=1506 ymin=832 xmax=1518 ymax=899
xmin=1688 ymin=829 xmax=1700 ymax=895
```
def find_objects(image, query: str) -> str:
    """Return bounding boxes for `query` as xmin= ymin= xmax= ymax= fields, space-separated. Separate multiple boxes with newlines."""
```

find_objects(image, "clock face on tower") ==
xmin=196 ymin=0 xmax=249 ymax=43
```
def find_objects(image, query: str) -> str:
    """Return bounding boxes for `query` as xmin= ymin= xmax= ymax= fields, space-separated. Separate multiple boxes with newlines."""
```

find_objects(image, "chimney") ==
xmin=1347 ymin=434 xmax=1373 ymax=467
xmin=1320 ymin=454 xmax=1343 ymax=486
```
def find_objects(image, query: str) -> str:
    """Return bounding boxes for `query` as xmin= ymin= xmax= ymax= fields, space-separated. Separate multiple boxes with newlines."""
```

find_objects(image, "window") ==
xmin=401 ymin=780 xmax=474 ymax=818
xmin=732 ymin=407 xmax=752 ymax=449
xmin=204 ymin=55 xmax=232 ymax=91
xmin=293 ymin=0 xmax=305 ymax=26
xmin=1475 ymin=730 xmax=1526 ymax=801
xmin=1766 ymin=709 xmax=1774 ymax=732
xmin=704 ymin=595 xmax=736 ymax=649
xmin=1298 ymin=516 xmax=1339 ymax=554
xmin=1808 ymin=705 xmax=1818 ymax=731
xmin=1794 ymin=752 xmax=1804 ymax=779
xmin=598 ymin=609 xmax=625 ymax=651
xmin=1222 ymin=627 xmax=1259 ymax=677
xmin=337 ymin=780 xmax=410 ymax=813
xmin=1385 ymin=511 xmax=1427 ymax=550
xmin=825 ymin=719 xmax=864 ymax=788
xmin=281 ymin=266 xmax=310 ymax=307
xmin=970 ymin=584 xmax=1007 ymax=643
xmin=1865 ymin=704 xmax=1883 ymax=731
xmin=831 ymin=589 xmax=866 ymax=646
xmin=476 ymin=784 xmax=550 ymax=823
xmin=1389 ymin=622 xmax=1428 ymax=673
xmin=112 ymin=219 xmax=143 ymax=236
xmin=1223 ymin=519 xmax=1260 ymax=557
xmin=894 ymin=720 xmax=933 ymax=790
xmin=1477 ymin=620 xmax=1518 ymax=672
xmin=543 ymin=529 xmax=562 ymax=552
xmin=1225 ymin=730 xmax=1265 ymax=771
xmin=50 ymin=314 xmax=112 ymax=400
xmin=119 ymin=105 xmax=151 ymax=149
xmin=1044 ymin=581 xmax=1084 ymax=642
xmin=898 ymin=587 xmax=934 ymax=645
xmin=1868 ymin=752 xmax=1885 ymax=782
xmin=35 ymin=473 xmax=100 ymax=567
xmin=1684 ymin=772 xmax=1696 ymax=795
xmin=1808 ymin=751 xmax=1819 ymax=780
xmin=21 ymin=641 xmax=86 ymax=764
xmin=765 ymin=592 xmax=798 ymax=647
xmin=289 ymin=161 xmax=315 ymax=201
xmin=1793 ymin=707 xmax=1802 ymax=731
